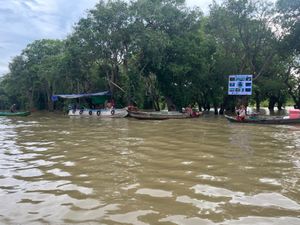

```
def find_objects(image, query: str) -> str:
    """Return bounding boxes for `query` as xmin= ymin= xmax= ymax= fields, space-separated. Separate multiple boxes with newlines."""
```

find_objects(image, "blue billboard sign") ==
xmin=228 ymin=75 xmax=252 ymax=95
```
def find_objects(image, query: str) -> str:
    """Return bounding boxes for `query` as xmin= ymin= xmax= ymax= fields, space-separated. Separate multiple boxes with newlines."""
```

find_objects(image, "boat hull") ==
xmin=225 ymin=115 xmax=300 ymax=124
xmin=0 ymin=111 xmax=31 ymax=116
xmin=68 ymin=108 xmax=128 ymax=118
xmin=128 ymin=110 xmax=201 ymax=120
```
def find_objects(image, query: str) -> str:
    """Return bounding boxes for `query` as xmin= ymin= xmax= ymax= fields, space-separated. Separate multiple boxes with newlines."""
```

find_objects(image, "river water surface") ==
xmin=0 ymin=113 xmax=300 ymax=225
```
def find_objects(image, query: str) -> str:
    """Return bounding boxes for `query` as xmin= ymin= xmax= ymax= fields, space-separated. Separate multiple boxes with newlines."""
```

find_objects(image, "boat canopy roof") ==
xmin=51 ymin=91 xmax=110 ymax=101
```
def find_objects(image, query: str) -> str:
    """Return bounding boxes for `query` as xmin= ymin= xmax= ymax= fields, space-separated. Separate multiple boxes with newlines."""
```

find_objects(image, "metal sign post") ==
xmin=228 ymin=74 xmax=253 ymax=112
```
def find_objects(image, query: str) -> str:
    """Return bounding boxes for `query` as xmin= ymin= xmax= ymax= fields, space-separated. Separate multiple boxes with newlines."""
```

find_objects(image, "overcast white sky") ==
xmin=0 ymin=0 xmax=218 ymax=76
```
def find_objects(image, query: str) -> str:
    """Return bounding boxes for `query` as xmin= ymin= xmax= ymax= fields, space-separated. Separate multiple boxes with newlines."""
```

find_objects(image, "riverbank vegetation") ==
xmin=0 ymin=0 xmax=299 ymax=113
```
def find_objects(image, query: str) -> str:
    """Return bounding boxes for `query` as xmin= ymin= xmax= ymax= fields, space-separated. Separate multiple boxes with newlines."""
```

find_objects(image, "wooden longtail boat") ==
xmin=0 ymin=111 xmax=31 ymax=117
xmin=127 ymin=110 xmax=201 ymax=120
xmin=225 ymin=115 xmax=300 ymax=125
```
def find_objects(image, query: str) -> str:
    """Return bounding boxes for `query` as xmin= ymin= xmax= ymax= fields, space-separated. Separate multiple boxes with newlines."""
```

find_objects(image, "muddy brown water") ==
xmin=0 ymin=112 xmax=299 ymax=224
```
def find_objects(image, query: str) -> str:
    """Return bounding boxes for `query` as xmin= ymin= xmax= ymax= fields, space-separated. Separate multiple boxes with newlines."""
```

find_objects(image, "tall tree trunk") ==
xmin=203 ymin=99 xmax=210 ymax=111
xmin=153 ymin=96 xmax=160 ymax=111
xmin=268 ymin=96 xmax=276 ymax=112
xmin=165 ymin=96 xmax=176 ymax=111
xmin=277 ymin=101 xmax=283 ymax=110
xmin=46 ymin=83 xmax=54 ymax=111
xmin=238 ymin=96 xmax=248 ymax=107
xmin=219 ymin=104 xmax=224 ymax=115
xmin=197 ymin=101 xmax=203 ymax=112
xmin=294 ymin=100 xmax=300 ymax=109
xmin=27 ymin=88 xmax=34 ymax=111
xmin=255 ymin=91 xmax=260 ymax=111
xmin=213 ymin=103 xmax=218 ymax=115
xmin=47 ymin=94 xmax=54 ymax=111
xmin=255 ymin=99 xmax=260 ymax=112
xmin=223 ymin=95 xmax=235 ymax=113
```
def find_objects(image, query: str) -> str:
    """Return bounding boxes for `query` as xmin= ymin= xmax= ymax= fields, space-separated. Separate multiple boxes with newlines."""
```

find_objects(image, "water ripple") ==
xmin=0 ymin=114 xmax=299 ymax=224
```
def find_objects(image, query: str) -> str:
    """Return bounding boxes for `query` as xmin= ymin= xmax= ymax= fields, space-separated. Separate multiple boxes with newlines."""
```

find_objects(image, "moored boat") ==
xmin=127 ymin=110 xmax=201 ymax=120
xmin=225 ymin=115 xmax=300 ymax=124
xmin=52 ymin=91 xmax=127 ymax=118
xmin=68 ymin=108 xmax=128 ymax=118
xmin=0 ymin=111 xmax=31 ymax=117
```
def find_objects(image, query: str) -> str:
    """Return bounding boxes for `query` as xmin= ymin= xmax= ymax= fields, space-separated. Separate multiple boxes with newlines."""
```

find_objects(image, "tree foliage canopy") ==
xmin=1 ymin=0 xmax=299 ymax=111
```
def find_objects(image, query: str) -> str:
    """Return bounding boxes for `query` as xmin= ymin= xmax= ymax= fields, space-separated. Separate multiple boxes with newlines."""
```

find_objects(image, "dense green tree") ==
xmin=276 ymin=0 xmax=300 ymax=109
xmin=0 ymin=0 xmax=299 ymax=112
xmin=72 ymin=0 xmax=133 ymax=102
xmin=208 ymin=0 xmax=288 ymax=111
xmin=130 ymin=0 xmax=205 ymax=110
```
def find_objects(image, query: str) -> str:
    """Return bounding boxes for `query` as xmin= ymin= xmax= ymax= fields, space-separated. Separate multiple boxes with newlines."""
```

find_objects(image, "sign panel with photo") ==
xmin=228 ymin=75 xmax=252 ymax=95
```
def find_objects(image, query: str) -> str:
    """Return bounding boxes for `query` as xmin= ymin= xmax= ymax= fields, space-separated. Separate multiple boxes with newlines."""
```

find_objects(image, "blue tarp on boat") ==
xmin=51 ymin=91 xmax=110 ymax=101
